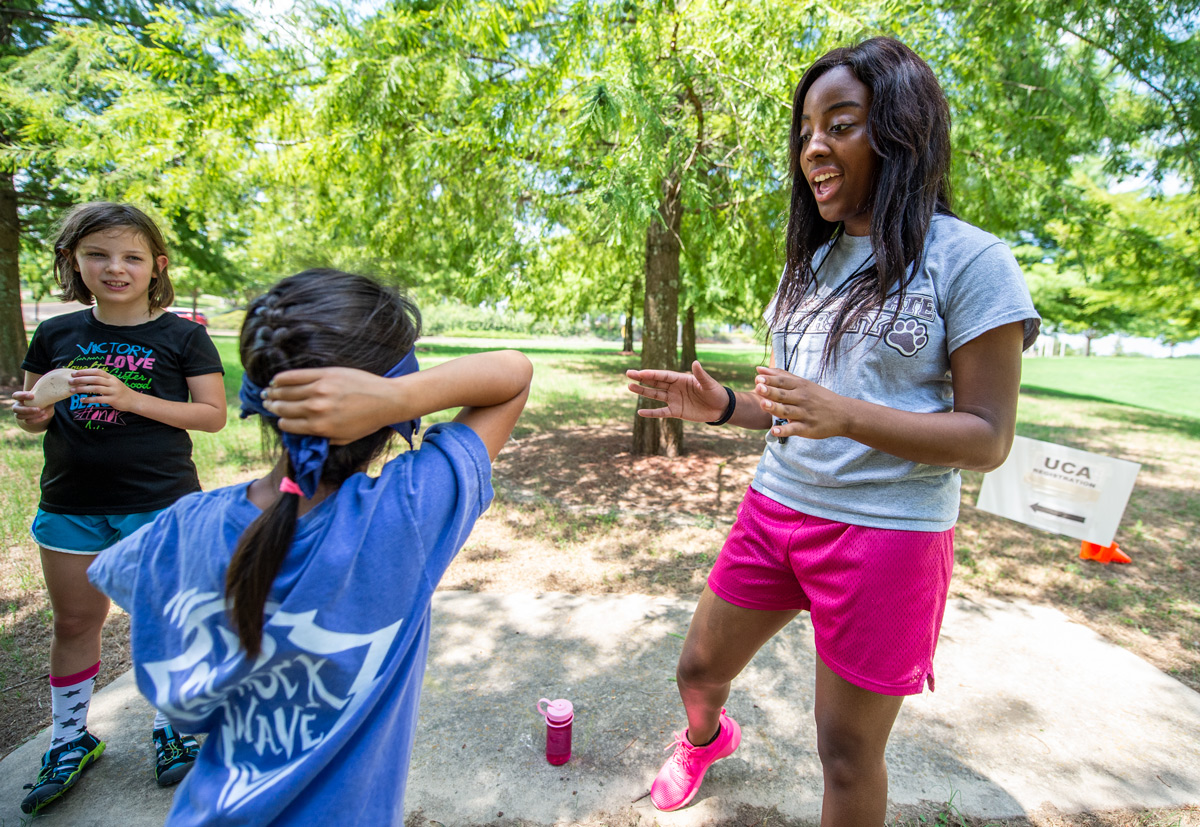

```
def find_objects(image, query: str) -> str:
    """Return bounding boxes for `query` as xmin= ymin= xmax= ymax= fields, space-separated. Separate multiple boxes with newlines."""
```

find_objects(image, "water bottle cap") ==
xmin=537 ymin=697 xmax=573 ymax=724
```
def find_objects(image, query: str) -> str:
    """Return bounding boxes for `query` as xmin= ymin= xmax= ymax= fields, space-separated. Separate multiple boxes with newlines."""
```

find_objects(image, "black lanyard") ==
xmin=773 ymin=234 xmax=875 ymax=442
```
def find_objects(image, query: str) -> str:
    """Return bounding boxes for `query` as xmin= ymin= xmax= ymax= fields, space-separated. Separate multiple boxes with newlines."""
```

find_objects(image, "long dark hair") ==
xmin=53 ymin=202 xmax=174 ymax=309
xmin=774 ymin=37 xmax=953 ymax=370
xmin=226 ymin=269 xmax=421 ymax=656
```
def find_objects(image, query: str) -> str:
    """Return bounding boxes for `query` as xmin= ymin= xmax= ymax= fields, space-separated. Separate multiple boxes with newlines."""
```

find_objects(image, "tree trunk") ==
xmin=633 ymin=176 xmax=683 ymax=456
xmin=622 ymin=277 xmax=638 ymax=353
xmin=680 ymin=305 xmax=696 ymax=371
xmin=0 ymin=9 xmax=25 ymax=387
xmin=0 ymin=168 xmax=24 ymax=386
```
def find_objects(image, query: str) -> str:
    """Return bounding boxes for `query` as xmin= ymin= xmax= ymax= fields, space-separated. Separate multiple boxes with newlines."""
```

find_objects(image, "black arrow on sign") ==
xmin=1030 ymin=503 xmax=1086 ymax=523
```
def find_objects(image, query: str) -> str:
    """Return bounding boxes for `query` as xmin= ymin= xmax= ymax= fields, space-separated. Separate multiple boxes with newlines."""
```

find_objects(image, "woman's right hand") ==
xmin=625 ymin=361 xmax=728 ymax=422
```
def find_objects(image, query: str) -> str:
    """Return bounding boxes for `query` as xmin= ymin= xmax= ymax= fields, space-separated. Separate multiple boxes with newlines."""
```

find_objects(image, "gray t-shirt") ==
xmin=752 ymin=213 xmax=1040 ymax=531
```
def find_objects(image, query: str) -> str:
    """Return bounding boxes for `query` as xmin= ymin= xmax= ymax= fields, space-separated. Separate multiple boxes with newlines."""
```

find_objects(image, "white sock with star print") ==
xmin=50 ymin=662 xmax=100 ymax=748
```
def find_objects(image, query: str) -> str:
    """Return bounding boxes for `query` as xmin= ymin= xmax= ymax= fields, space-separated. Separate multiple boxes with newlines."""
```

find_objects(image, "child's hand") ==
xmin=70 ymin=369 xmax=138 ymax=411
xmin=11 ymin=390 xmax=54 ymax=427
xmin=262 ymin=367 xmax=406 ymax=444
xmin=754 ymin=366 xmax=850 ymax=440
xmin=626 ymin=361 xmax=728 ymax=422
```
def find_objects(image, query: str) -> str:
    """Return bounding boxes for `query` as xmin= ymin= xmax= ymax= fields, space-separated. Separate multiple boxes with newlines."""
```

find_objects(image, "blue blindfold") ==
xmin=238 ymin=349 xmax=420 ymax=498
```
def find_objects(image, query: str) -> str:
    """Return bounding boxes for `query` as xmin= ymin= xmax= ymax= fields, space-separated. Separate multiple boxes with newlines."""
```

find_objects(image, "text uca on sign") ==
xmin=1043 ymin=458 xmax=1091 ymax=479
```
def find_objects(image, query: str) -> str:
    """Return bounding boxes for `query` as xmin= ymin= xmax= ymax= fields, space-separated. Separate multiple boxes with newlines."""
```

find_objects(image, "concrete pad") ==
xmin=2 ymin=592 xmax=1199 ymax=826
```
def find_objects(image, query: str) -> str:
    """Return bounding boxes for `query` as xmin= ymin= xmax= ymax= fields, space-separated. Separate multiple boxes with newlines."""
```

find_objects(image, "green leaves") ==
xmin=932 ymin=0 xmax=1200 ymax=335
xmin=4 ymin=0 xmax=1196 ymax=343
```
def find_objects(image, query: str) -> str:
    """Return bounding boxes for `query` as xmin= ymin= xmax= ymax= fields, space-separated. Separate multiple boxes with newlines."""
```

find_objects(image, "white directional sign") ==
xmin=976 ymin=436 xmax=1141 ymax=546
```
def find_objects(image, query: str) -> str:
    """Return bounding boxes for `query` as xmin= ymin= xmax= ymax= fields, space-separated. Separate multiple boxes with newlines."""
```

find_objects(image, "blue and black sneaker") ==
xmin=153 ymin=726 xmax=199 ymax=787
xmin=20 ymin=730 xmax=106 ymax=814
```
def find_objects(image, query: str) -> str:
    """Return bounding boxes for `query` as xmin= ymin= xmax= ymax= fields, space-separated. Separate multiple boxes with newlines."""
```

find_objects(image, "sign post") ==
xmin=976 ymin=436 xmax=1140 ymax=547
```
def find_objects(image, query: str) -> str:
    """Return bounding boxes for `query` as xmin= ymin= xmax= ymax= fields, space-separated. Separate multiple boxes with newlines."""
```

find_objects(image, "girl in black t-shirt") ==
xmin=12 ymin=202 xmax=226 ymax=815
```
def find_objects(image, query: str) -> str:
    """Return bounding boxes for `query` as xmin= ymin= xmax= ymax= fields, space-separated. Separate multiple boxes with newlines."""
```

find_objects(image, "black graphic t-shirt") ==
xmin=22 ymin=309 xmax=225 ymax=515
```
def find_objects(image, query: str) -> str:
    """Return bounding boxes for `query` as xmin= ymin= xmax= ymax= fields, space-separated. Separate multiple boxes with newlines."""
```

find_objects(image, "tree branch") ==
xmin=678 ymin=78 xmax=705 ymax=179
xmin=1050 ymin=18 xmax=1196 ymax=178
xmin=14 ymin=191 xmax=72 ymax=208
xmin=0 ymin=7 xmax=146 ymax=29
xmin=962 ymin=148 xmax=1184 ymax=246
xmin=685 ymin=191 xmax=767 ymax=214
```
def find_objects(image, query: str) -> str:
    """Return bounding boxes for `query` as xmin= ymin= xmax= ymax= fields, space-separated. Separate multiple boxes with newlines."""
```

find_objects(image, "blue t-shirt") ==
xmin=89 ymin=423 xmax=493 ymax=826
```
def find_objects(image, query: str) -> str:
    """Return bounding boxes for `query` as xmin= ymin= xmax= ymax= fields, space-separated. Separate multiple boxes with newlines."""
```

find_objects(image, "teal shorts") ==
xmin=31 ymin=508 xmax=169 ymax=555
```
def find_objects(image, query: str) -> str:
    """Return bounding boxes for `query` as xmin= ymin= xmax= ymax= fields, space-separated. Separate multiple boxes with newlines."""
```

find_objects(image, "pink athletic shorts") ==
xmin=708 ymin=487 xmax=954 ymax=696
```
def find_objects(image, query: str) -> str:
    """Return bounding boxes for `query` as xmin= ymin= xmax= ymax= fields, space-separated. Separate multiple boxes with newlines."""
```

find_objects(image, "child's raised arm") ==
xmin=261 ymin=350 xmax=533 ymax=460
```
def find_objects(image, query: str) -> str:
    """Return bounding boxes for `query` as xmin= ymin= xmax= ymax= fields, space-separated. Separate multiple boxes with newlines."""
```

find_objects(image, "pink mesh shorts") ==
xmin=708 ymin=487 xmax=954 ymax=696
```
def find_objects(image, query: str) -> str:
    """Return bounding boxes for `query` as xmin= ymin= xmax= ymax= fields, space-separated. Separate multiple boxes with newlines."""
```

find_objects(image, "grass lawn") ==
xmin=1020 ymin=356 xmax=1200 ymax=421
xmin=2 ymin=341 xmax=1198 ymax=826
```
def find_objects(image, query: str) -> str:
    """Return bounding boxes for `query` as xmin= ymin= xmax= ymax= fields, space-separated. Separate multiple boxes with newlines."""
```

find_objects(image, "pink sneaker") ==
xmin=650 ymin=709 xmax=741 ymax=811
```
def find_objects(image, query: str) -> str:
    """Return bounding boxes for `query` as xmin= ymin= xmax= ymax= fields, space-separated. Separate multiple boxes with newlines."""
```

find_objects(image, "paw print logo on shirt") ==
xmin=885 ymin=319 xmax=929 ymax=357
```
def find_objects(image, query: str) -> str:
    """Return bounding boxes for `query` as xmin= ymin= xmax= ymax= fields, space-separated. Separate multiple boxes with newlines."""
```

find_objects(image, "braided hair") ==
xmin=226 ymin=269 xmax=421 ymax=656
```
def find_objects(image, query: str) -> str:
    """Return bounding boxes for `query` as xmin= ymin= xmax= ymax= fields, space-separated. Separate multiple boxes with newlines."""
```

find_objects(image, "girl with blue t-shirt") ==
xmin=626 ymin=38 xmax=1039 ymax=823
xmin=89 ymin=269 xmax=532 ymax=826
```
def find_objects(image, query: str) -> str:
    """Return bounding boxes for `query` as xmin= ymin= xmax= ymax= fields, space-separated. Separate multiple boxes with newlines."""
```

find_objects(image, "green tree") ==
xmin=932 ymin=0 xmax=1200 ymax=341
xmin=224 ymin=1 xmax=562 ymax=296
xmin=13 ymin=0 xmax=1198 ymax=410
xmin=0 ymin=0 xmax=84 ymax=383
xmin=0 ymin=0 xmax=248 ymax=384
xmin=237 ymin=1 xmax=814 ymax=455
xmin=511 ymin=1 xmax=836 ymax=455
xmin=264 ymin=0 xmax=1198 ymax=451
xmin=514 ymin=0 xmax=1198 ymax=450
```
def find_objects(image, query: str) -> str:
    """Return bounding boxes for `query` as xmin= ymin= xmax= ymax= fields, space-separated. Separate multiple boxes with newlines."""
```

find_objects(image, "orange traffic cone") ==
xmin=1079 ymin=540 xmax=1132 ymax=564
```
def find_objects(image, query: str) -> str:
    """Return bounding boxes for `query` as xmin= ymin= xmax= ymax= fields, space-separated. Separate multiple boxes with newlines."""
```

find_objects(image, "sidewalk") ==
xmin=2 ymin=592 xmax=1199 ymax=826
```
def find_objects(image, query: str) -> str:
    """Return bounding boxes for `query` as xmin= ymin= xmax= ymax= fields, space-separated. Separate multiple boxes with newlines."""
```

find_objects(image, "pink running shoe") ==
xmin=650 ymin=709 xmax=741 ymax=811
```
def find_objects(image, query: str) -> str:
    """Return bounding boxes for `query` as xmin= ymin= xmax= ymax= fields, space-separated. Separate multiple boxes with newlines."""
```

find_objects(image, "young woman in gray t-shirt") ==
xmin=627 ymin=37 xmax=1039 ymax=823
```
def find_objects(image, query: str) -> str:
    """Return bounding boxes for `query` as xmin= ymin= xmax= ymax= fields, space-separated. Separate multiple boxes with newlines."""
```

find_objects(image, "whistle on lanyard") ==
xmin=773 ymin=417 xmax=789 ymax=446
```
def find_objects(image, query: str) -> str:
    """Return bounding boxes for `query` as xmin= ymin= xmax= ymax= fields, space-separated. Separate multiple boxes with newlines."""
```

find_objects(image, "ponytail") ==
xmin=225 ymin=457 xmax=302 ymax=657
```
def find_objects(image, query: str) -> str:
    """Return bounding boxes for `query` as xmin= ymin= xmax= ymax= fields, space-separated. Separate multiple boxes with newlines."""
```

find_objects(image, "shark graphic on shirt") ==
xmin=139 ymin=588 xmax=403 ymax=812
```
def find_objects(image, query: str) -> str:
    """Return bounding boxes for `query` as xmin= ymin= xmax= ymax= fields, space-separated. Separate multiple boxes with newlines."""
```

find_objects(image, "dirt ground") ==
xmin=405 ymin=802 xmax=1200 ymax=827
xmin=450 ymin=421 xmax=1200 ymax=697
xmin=3 ymin=409 xmax=1198 ymax=825
xmin=438 ymin=421 xmax=1200 ymax=827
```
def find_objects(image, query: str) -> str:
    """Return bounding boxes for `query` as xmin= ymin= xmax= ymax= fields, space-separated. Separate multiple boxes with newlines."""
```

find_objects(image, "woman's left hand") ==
xmin=70 ymin=368 xmax=139 ymax=410
xmin=753 ymin=366 xmax=851 ymax=440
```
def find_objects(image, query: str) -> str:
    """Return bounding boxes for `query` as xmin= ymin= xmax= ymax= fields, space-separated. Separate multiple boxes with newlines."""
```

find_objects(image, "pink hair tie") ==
xmin=279 ymin=477 xmax=305 ymax=497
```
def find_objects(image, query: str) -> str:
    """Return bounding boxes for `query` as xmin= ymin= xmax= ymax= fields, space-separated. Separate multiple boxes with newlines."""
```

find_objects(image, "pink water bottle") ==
xmin=537 ymin=698 xmax=573 ymax=765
